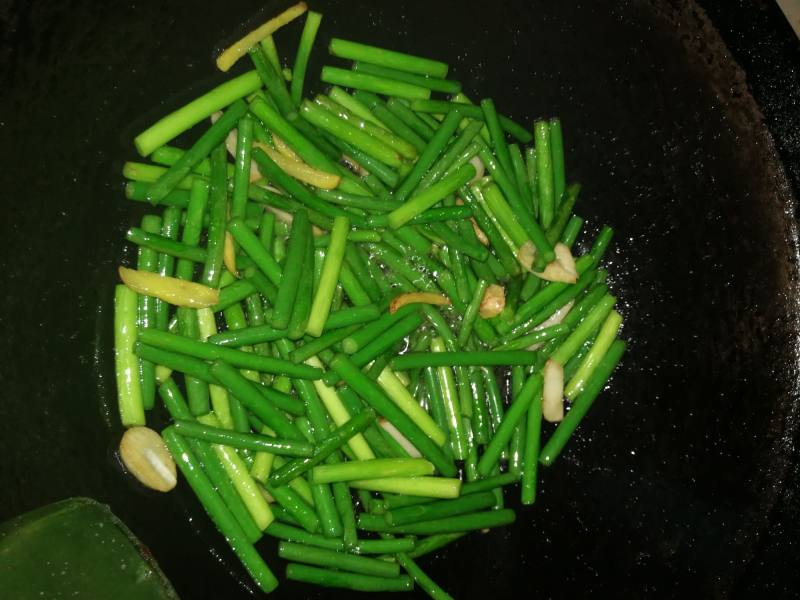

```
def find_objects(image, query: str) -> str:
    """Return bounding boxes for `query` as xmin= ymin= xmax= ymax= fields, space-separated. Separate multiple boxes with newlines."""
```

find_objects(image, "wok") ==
xmin=1 ymin=0 xmax=799 ymax=597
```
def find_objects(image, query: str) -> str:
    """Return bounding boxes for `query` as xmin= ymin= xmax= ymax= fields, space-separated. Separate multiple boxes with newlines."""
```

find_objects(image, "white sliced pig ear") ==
xmin=519 ymin=241 xmax=579 ymax=284
xmin=542 ymin=359 xmax=565 ymax=423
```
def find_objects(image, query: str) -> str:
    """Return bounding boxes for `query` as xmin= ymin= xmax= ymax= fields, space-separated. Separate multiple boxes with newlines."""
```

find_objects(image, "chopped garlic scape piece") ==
xmin=216 ymin=2 xmax=308 ymax=72
xmin=254 ymin=142 xmax=341 ymax=189
xmin=223 ymin=231 xmax=237 ymax=275
xmin=119 ymin=266 xmax=219 ymax=308
xmin=390 ymin=292 xmax=451 ymax=314
xmin=342 ymin=154 xmax=369 ymax=176
xmin=272 ymin=134 xmax=301 ymax=161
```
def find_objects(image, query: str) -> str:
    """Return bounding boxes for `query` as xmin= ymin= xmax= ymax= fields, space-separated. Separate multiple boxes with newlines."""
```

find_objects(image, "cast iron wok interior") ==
xmin=1 ymin=0 xmax=799 ymax=597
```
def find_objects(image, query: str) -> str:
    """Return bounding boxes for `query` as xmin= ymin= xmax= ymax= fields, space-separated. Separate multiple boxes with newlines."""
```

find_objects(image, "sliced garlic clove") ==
xmin=523 ymin=242 xmax=579 ymax=283
xmin=224 ymin=127 xmax=238 ymax=157
xmin=469 ymin=155 xmax=485 ymax=183
xmin=542 ymin=359 xmax=565 ymax=423
xmin=517 ymin=240 xmax=536 ymax=271
xmin=534 ymin=300 xmax=574 ymax=331
xmin=554 ymin=242 xmax=578 ymax=279
xmin=264 ymin=205 xmax=294 ymax=224
xmin=221 ymin=118 xmax=264 ymax=181
xmin=479 ymin=284 xmax=506 ymax=318
xmin=539 ymin=263 xmax=577 ymax=283
xmin=119 ymin=426 xmax=177 ymax=492
xmin=456 ymin=197 xmax=490 ymax=246
xmin=249 ymin=161 xmax=263 ymax=183
xmin=471 ymin=218 xmax=490 ymax=246
xmin=259 ymin=486 xmax=276 ymax=504
xmin=379 ymin=419 xmax=422 ymax=457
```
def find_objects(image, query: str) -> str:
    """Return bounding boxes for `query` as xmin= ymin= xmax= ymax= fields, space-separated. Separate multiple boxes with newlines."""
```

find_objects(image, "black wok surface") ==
xmin=2 ymin=0 xmax=799 ymax=597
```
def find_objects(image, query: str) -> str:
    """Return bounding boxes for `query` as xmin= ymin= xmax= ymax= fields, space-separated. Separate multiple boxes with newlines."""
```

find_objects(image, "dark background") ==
xmin=1 ymin=0 xmax=799 ymax=597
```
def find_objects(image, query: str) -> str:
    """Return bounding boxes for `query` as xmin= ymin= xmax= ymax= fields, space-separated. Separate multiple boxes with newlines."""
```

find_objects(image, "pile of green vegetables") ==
xmin=114 ymin=3 xmax=626 ymax=597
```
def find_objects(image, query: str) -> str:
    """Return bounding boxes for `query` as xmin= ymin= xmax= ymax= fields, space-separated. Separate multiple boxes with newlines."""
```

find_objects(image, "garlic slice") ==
xmin=119 ymin=427 xmax=177 ymax=492
xmin=379 ymin=419 xmax=422 ymax=458
xmin=518 ymin=242 xmax=578 ymax=284
xmin=542 ymin=359 xmax=565 ymax=423
xmin=479 ymin=284 xmax=506 ymax=318
xmin=469 ymin=155 xmax=485 ymax=183
xmin=456 ymin=197 xmax=489 ymax=246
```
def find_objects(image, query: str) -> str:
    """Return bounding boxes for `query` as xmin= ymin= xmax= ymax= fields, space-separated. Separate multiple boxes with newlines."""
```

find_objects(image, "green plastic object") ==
xmin=0 ymin=497 xmax=178 ymax=599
